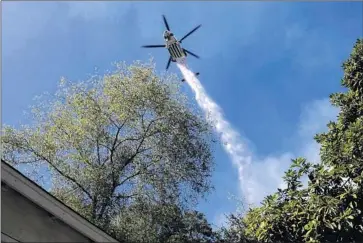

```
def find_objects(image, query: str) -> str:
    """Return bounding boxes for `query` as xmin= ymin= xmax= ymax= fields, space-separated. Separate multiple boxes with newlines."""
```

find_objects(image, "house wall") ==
xmin=1 ymin=183 xmax=92 ymax=243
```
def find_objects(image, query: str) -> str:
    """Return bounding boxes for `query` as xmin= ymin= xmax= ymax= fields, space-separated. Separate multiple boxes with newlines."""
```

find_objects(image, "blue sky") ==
xmin=2 ymin=1 xmax=362 ymax=227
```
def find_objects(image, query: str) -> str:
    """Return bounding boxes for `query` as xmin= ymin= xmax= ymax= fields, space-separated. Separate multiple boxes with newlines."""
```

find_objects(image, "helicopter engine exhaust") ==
xmin=176 ymin=61 xmax=254 ymax=204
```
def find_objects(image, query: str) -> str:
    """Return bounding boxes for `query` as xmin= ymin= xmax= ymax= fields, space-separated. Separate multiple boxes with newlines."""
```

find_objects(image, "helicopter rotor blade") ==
xmin=141 ymin=45 xmax=166 ymax=48
xmin=162 ymin=15 xmax=171 ymax=31
xmin=183 ymin=49 xmax=200 ymax=59
xmin=179 ymin=25 xmax=201 ymax=43
xmin=166 ymin=56 xmax=172 ymax=70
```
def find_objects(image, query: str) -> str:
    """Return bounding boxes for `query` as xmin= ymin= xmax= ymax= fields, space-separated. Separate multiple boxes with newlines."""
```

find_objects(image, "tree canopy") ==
xmin=112 ymin=200 xmax=217 ymax=243
xmin=2 ymin=61 xmax=216 ymax=242
xmin=237 ymin=38 xmax=363 ymax=242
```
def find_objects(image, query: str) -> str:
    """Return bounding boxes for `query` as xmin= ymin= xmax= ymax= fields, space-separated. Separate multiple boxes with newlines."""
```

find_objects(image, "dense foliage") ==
xmin=239 ymin=39 xmax=363 ymax=242
xmin=112 ymin=201 xmax=217 ymax=243
xmin=2 ymin=61 xmax=216 ymax=242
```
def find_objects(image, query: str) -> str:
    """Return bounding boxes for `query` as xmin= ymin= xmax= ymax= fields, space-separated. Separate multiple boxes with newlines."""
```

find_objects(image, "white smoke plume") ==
xmin=176 ymin=62 xmax=254 ymax=205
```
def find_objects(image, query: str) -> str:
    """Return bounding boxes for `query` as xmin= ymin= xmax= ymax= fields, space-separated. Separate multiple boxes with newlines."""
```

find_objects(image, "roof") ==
xmin=1 ymin=160 xmax=119 ymax=242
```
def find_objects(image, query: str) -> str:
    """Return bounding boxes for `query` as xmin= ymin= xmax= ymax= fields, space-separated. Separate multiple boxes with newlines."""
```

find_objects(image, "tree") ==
xmin=2 ymin=60 xmax=215 ymax=241
xmin=216 ymin=213 xmax=256 ymax=243
xmin=230 ymin=38 xmax=363 ymax=242
xmin=111 ymin=200 xmax=217 ymax=243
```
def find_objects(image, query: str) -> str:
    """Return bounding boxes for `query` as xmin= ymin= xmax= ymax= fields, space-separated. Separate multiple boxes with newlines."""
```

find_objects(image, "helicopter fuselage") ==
xmin=164 ymin=34 xmax=187 ymax=62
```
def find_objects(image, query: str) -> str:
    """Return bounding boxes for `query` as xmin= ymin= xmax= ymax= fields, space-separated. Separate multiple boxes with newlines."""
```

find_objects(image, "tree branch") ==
xmin=109 ymin=126 xmax=122 ymax=188
xmin=25 ymin=143 xmax=94 ymax=202
xmin=113 ymin=116 xmax=165 ymax=151
xmin=115 ymin=193 xmax=138 ymax=200
xmin=96 ymin=138 xmax=102 ymax=165
xmin=119 ymin=170 xmax=142 ymax=186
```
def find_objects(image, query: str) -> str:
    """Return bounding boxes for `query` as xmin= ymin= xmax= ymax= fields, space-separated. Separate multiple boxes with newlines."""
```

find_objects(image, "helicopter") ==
xmin=142 ymin=15 xmax=201 ymax=78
